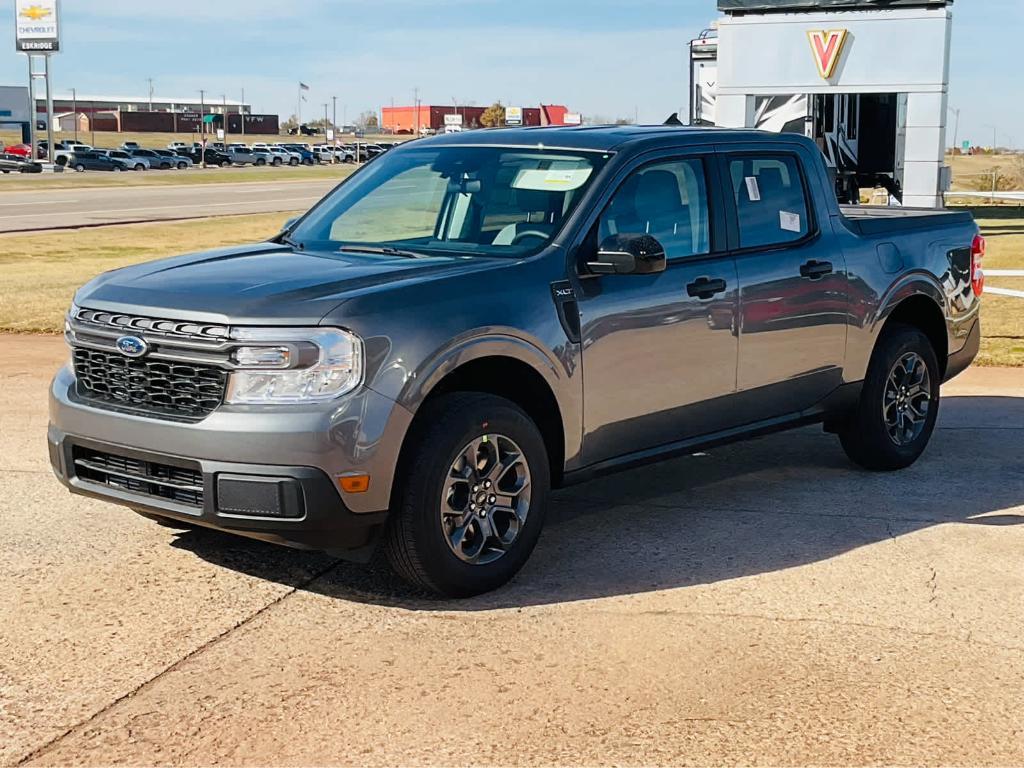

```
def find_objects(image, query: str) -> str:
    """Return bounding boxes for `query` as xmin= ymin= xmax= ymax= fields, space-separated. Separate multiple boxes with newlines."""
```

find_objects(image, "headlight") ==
xmin=225 ymin=327 xmax=363 ymax=404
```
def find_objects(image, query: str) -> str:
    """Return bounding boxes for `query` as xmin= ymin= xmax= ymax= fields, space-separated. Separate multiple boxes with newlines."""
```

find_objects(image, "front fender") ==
xmin=370 ymin=329 xmax=582 ymax=473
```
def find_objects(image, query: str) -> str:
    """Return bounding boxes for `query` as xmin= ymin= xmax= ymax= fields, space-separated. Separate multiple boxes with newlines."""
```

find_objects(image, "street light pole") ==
xmin=199 ymin=89 xmax=207 ymax=168
xmin=147 ymin=77 xmax=154 ymax=111
xmin=72 ymin=87 xmax=78 ymax=141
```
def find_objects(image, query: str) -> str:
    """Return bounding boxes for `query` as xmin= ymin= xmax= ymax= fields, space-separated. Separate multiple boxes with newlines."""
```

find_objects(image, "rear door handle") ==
xmin=800 ymin=260 xmax=834 ymax=280
xmin=686 ymin=277 xmax=728 ymax=299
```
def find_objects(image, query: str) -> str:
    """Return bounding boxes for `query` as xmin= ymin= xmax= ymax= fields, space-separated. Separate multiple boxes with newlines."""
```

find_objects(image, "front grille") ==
xmin=75 ymin=307 xmax=229 ymax=341
xmin=73 ymin=348 xmax=227 ymax=421
xmin=73 ymin=446 xmax=204 ymax=508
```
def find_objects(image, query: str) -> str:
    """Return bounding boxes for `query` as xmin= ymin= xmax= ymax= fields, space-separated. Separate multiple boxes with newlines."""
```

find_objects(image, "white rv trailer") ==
xmin=690 ymin=0 xmax=954 ymax=208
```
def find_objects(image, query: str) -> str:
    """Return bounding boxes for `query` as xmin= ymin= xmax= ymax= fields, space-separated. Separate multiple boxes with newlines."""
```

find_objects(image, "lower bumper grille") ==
xmin=73 ymin=348 xmax=227 ymax=421
xmin=72 ymin=446 xmax=204 ymax=508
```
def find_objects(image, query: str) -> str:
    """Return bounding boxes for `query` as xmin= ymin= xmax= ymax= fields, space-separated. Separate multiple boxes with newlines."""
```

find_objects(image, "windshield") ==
xmin=290 ymin=145 xmax=610 ymax=257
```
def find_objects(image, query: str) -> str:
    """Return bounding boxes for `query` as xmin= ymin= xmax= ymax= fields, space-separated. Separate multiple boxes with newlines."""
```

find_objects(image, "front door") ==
xmin=576 ymin=154 xmax=740 ymax=465
xmin=722 ymin=149 xmax=848 ymax=417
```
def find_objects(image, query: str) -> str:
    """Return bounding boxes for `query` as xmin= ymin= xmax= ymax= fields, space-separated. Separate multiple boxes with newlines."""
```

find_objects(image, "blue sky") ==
xmin=3 ymin=0 xmax=1020 ymax=146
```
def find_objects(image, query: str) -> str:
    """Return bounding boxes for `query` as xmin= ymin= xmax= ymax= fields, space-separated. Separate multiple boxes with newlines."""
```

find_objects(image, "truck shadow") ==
xmin=173 ymin=394 xmax=1024 ymax=609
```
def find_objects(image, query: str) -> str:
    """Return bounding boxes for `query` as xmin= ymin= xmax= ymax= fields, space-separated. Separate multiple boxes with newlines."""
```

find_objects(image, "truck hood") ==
xmin=76 ymin=241 xmax=502 ymax=325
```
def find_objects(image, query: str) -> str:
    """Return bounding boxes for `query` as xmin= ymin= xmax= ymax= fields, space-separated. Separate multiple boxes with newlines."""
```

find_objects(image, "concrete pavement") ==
xmin=0 ymin=178 xmax=338 ymax=233
xmin=1 ymin=335 xmax=1022 ymax=766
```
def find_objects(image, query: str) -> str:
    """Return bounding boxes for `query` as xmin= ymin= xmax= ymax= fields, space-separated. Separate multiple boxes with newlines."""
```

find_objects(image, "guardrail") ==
xmin=986 ymin=269 xmax=1024 ymax=299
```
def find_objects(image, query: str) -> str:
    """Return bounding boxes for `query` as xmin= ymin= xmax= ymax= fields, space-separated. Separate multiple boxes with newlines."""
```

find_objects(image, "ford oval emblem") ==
xmin=116 ymin=335 xmax=149 ymax=358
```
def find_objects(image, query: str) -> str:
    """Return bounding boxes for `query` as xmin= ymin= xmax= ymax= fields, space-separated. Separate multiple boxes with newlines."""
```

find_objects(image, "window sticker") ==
xmin=744 ymin=176 xmax=761 ymax=202
xmin=780 ymin=210 xmax=802 ymax=233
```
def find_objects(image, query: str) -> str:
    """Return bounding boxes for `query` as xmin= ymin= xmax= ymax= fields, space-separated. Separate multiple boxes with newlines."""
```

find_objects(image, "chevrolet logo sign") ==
xmin=19 ymin=4 xmax=53 ymax=21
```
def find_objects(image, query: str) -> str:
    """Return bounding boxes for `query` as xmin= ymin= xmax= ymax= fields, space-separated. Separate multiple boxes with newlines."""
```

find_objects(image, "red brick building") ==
xmin=382 ymin=104 xmax=571 ymax=134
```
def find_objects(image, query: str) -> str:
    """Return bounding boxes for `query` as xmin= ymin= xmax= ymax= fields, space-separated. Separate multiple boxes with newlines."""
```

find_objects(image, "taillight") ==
xmin=971 ymin=234 xmax=985 ymax=297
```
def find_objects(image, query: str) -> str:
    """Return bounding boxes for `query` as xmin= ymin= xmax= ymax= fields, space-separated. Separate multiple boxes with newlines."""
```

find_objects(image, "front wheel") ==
xmin=134 ymin=163 xmax=145 ymax=171
xmin=73 ymin=163 xmax=85 ymax=172
xmin=838 ymin=323 xmax=941 ymax=471
xmin=177 ymin=161 xmax=188 ymax=170
xmin=384 ymin=393 xmax=550 ymax=597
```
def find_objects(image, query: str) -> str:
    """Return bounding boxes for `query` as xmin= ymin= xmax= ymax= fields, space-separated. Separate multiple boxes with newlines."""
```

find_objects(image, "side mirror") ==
xmin=587 ymin=234 xmax=667 ymax=276
xmin=281 ymin=216 xmax=299 ymax=232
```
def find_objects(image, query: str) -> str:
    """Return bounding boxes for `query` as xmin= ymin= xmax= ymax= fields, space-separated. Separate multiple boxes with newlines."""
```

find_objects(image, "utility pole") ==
xmin=332 ymin=95 xmax=337 ymax=134
xmin=241 ymin=87 xmax=246 ymax=137
xmin=221 ymin=94 xmax=227 ymax=146
xmin=147 ymin=77 xmax=154 ymax=111
xmin=72 ymin=87 xmax=78 ymax=141
xmin=413 ymin=86 xmax=419 ymax=136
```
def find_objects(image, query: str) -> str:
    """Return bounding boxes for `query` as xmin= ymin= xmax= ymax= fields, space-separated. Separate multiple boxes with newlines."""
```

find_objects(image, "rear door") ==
xmin=575 ymin=149 xmax=741 ymax=464
xmin=719 ymin=145 xmax=848 ymax=417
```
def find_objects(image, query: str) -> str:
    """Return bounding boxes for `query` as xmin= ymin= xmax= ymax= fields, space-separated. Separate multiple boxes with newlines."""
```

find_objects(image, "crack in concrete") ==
xmin=13 ymin=558 xmax=341 ymax=766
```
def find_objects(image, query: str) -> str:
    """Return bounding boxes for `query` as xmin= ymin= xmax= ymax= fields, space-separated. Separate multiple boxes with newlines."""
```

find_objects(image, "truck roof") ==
xmin=415 ymin=124 xmax=798 ymax=153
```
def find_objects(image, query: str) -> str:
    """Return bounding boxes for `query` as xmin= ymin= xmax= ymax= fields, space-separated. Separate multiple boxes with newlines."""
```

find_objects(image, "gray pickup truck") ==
xmin=49 ymin=126 xmax=983 ymax=597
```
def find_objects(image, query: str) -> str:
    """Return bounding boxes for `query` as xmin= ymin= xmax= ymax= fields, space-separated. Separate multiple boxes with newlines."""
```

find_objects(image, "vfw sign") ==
xmin=16 ymin=0 xmax=61 ymax=53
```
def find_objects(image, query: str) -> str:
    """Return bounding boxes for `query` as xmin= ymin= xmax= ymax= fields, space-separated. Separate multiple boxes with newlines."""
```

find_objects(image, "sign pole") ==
xmin=44 ymin=54 xmax=55 ymax=155
xmin=26 ymin=55 xmax=37 ymax=160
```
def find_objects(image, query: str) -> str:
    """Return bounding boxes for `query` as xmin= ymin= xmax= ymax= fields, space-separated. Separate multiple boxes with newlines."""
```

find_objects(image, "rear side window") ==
xmin=728 ymin=155 xmax=811 ymax=249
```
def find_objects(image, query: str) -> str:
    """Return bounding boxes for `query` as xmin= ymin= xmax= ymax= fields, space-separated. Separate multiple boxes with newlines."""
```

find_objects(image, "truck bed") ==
xmin=839 ymin=205 xmax=974 ymax=237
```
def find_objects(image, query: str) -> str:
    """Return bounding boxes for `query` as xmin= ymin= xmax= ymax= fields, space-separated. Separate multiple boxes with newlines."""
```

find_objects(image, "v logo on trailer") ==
xmin=807 ymin=29 xmax=849 ymax=80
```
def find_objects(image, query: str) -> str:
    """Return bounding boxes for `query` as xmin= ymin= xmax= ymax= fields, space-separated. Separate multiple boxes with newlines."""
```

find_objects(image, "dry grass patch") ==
xmin=0 ymin=212 xmax=298 ymax=333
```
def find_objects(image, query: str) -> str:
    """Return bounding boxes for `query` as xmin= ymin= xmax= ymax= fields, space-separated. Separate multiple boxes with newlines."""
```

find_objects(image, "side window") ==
xmin=728 ymin=154 xmax=810 ymax=249
xmin=598 ymin=158 xmax=711 ymax=260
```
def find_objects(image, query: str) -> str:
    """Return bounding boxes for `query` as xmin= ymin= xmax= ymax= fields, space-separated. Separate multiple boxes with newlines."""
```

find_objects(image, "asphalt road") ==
xmin=0 ymin=178 xmax=337 ymax=233
xmin=2 ymin=335 xmax=1023 ymax=766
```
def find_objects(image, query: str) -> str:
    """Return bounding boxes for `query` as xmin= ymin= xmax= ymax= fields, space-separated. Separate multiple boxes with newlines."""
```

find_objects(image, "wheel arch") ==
xmin=875 ymin=289 xmax=949 ymax=377
xmin=392 ymin=339 xmax=576 ymax=491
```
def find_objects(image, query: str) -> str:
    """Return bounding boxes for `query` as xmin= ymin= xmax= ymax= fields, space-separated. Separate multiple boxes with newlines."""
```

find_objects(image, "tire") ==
xmin=177 ymin=161 xmax=188 ymax=170
xmin=113 ymin=166 xmax=122 ymax=173
xmin=384 ymin=392 xmax=550 ymax=597
xmin=289 ymin=157 xmax=299 ymax=166
xmin=272 ymin=157 xmax=283 ymax=166
xmin=134 ymin=163 xmax=145 ymax=171
xmin=256 ymin=158 xmax=266 ymax=166
xmin=838 ymin=322 xmax=940 ymax=471
xmin=73 ymin=163 xmax=85 ymax=172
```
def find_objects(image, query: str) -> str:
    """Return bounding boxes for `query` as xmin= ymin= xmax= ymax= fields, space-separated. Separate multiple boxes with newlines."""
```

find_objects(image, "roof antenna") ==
xmin=663 ymin=112 xmax=684 ymax=126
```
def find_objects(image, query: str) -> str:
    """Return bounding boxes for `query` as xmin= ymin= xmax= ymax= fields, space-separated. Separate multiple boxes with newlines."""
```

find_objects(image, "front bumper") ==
xmin=48 ymin=364 xmax=414 ymax=560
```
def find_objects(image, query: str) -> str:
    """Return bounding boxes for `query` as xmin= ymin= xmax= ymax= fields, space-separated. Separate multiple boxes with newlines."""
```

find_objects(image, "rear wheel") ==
xmin=134 ymin=163 xmax=145 ymax=171
xmin=73 ymin=163 xmax=85 ymax=172
xmin=256 ymin=158 xmax=267 ymax=166
xmin=177 ymin=161 xmax=188 ymax=170
xmin=838 ymin=323 xmax=940 ymax=471
xmin=289 ymin=157 xmax=299 ymax=166
xmin=384 ymin=393 xmax=550 ymax=597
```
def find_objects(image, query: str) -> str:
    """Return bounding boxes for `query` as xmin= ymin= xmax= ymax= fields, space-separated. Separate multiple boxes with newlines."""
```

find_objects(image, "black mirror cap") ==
xmin=588 ymin=233 xmax=667 ymax=275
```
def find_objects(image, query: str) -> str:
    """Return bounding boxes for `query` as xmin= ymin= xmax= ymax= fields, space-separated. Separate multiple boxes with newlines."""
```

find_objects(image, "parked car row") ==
xmin=0 ymin=138 xmax=404 ymax=174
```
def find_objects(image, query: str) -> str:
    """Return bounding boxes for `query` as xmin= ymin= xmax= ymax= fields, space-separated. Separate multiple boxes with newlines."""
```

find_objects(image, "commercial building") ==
xmin=30 ymin=93 xmax=279 ymax=134
xmin=382 ymin=104 xmax=571 ymax=134
xmin=0 ymin=85 xmax=32 ymax=143
xmin=691 ymin=0 xmax=954 ymax=207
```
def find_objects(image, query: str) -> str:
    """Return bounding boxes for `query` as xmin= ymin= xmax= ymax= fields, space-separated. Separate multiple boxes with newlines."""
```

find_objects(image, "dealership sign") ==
xmin=505 ymin=106 xmax=523 ymax=126
xmin=15 ymin=0 xmax=61 ymax=53
xmin=807 ymin=29 xmax=848 ymax=79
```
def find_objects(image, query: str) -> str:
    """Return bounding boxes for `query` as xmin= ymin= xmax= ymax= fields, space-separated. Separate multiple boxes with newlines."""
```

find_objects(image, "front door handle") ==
xmin=800 ymin=260 xmax=834 ymax=280
xmin=686 ymin=277 xmax=728 ymax=299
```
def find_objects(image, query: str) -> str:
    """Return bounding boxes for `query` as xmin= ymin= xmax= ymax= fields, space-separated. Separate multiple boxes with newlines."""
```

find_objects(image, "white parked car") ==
xmin=264 ymin=146 xmax=302 ymax=166
xmin=98 ymin=149 xmax=149 ymax=171
xmin=167 ymin=141 xmax=188 ymax=151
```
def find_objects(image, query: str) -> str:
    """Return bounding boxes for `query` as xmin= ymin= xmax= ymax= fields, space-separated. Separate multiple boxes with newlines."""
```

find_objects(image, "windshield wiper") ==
xmin=279 ymin=233 xmax=303 ymax=250
xmin=339 ymin=245 xmax=431 ymax=259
